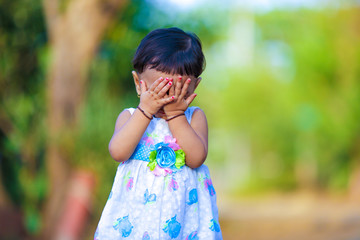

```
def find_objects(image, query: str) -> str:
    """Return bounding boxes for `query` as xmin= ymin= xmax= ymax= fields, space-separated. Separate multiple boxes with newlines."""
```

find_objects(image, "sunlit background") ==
xmin=1 ymin=0 xmax=360 ymax=239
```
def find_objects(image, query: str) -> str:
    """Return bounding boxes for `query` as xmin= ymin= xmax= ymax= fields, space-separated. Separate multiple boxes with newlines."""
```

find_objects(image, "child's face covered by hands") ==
xmin=133 ymin=68 xmax=201 ymax=118
xmin=139 ymin=68 xmax=199 ymax=96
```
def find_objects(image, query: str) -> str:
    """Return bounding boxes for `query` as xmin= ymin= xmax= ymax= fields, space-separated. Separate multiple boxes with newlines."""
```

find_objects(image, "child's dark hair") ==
xmin=132 ymin=27 xmax=205 ymax=78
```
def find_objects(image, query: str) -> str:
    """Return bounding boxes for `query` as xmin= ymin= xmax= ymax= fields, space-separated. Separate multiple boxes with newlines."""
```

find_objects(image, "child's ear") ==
xmin=132 ymin=71 xmax=141 ymax=95
xmin=194 ymin=77 xmax=202 ymax=89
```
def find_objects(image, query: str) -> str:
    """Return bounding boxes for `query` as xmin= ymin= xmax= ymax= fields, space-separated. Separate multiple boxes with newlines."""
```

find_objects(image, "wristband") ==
xmin=137 ymin=106 xmax=153 ymax=120
xmin=166 ymin=113 xmax=185 ymax=122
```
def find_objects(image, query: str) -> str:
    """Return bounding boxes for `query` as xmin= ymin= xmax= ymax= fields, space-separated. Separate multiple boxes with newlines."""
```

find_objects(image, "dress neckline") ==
xmin=152 ymin=115 xmax=167 ymax=121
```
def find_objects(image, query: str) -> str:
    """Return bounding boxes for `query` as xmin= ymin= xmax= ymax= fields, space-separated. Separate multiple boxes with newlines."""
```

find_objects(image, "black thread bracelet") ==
xmin=166 ymin=113 xmax=185 ymax=122
xmin=137 ymin=106 xmax=153 ymax=120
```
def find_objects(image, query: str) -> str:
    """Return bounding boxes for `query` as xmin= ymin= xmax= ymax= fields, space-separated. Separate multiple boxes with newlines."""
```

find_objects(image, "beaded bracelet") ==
xmin=166 ymin=113 xmax=185 ymax=122
xmin=137 ymin=106 xmax=153 ymax=120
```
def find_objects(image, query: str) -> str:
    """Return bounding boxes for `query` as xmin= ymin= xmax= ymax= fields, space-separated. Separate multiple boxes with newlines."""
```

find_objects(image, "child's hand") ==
xmin=163 ymin=77 xmax=197 ymax=117
xmin=138 ymin=77 xmax=174 ymax=116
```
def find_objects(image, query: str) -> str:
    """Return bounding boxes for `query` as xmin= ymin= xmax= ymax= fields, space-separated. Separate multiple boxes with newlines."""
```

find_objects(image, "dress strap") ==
xmin=126 ymin=107 xmax=136 ymax=115
xmin=185 ymin=106 xmax=200 ymax=124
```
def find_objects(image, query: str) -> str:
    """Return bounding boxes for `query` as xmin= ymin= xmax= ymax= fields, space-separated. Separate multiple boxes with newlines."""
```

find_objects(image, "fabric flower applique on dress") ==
xmin=163 ymin=215 xmax=181 ymax=239
xmin=147 ymin=136 xmax=185 ymax=176
xmin=113 ymin=215 xmax=133 ymax=237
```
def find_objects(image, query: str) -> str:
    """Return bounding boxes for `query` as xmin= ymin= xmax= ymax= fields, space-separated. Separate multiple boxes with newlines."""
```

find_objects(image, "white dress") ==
xmin=94 ymin=106 xmax=222 ymax=240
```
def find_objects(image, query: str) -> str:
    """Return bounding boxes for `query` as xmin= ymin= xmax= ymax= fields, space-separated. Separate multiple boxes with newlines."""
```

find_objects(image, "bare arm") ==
xmin=108 ymin=108 xmax=151 ymax=162
xmin=109 ymin=77 xmax=174 ymax=162
xmin=167 ymin=108 xmax=208 ymax=168
xmin=163 ymin=77 xmax=208 ymax=168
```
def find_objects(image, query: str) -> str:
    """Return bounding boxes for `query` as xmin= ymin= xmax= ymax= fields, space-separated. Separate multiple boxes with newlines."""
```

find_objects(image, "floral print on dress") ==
xmin=186 ymin=189 xmax=198 ymax=205
xmin=163 ymin=215 xmax=181 ymax=239
xmin=209 ymin=219 xmax=221 ymax=232
xmin=94 ymin=227 xmax=99 ymax=240
xmin=142 ymin=133 xmax=155 ymax=146
xmin=165 ymin=175 xmax=179 ymax=192
xmin=143 ymin=189 xmax=156 ymax=205
xmin=199 ymin=173 xmax=216 ymax=196
xmin=186 ymin=231 xmax=199 ymax=240
xmin=122 ymin=171 xmax=133 ymax=191
xmin=113 ymin=215 xmax=133 ymax=237
xmin=142 ymin=231 xmax=151 ymax=240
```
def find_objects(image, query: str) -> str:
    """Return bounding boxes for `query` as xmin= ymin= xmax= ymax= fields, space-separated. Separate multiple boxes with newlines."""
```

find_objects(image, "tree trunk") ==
xmin=42 ymin=0 xmax=126 ymax=238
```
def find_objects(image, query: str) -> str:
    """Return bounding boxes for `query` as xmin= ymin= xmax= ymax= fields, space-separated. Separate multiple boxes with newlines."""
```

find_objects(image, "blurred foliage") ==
xmin=199 ymin=7 xmax=360 ymax=194
xmin=0 ymin=0 xmax=47 ymax=234
xmin=1 ymin=0 xmax=360 ymax=237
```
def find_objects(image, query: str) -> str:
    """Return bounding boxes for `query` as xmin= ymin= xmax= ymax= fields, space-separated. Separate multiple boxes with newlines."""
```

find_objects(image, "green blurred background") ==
xmin=1 ymin=0 xmax=360 ymax=239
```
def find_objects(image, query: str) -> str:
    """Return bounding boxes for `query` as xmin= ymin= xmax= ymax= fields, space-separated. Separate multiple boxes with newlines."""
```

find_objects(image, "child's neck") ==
xmin=153 ymin=112 xmax=167 ymax=119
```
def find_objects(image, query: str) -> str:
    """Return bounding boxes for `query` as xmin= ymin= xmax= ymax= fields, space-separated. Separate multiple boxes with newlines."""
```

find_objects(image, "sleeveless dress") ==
xmin=94 ymin=106 xmax=222 ymax=240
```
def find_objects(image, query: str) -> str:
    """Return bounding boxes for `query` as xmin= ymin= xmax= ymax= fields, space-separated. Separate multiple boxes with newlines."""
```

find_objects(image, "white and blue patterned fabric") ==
xmin=94 ymin=106 xmax=222 ymax=240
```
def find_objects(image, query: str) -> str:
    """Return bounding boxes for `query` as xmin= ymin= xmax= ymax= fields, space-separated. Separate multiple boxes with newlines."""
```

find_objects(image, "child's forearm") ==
xmin=168 ymin=116 xmax=208 ymax=169
xmin=109 ymin=109 xmax=151 ymax=162
xmin=110 ymin=76 xmax=175 ymax=162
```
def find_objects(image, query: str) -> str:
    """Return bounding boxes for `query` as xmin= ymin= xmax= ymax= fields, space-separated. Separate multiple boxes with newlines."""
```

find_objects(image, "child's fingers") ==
xmin=158 ymin=80 xmax=173 ymax=97
xmin=154 ymin=77 xmax=169 ymax=94
xmin=149 ymin=77 xmax=164 ymax=92
xmin=185 ymin=93 xmax=197 ymax=106
xmin=160 ymin=95 xmax=175 ymax=105
xmin=140 ymin=80 xmax=147 ymax=94
xmin=169 ymin=78 xmax=175 ymax=97
xmin=179 ymin=78 xmax=191 ymax=100
xmin=174 ymin=76 xmax=182 ymax=97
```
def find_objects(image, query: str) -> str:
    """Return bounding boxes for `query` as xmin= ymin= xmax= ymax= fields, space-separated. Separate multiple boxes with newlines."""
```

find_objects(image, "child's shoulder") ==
xmin=185 ymin=106 xmax=207 ymax=125
xmin=112 ymin=108 xmax=133 ymax=132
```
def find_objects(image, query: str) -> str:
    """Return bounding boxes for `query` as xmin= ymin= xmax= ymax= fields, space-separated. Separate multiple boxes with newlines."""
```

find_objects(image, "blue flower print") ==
xmin=186 ymin=189 xmax=198 ymax=205
xmin=209 ymin=219 xmax=220 ymax=232
xmin=163 ymin=215 xmax=181 ymax=239
xmin=186 ymin=231 xmax=199 ymax=240
xmin=207 ymin=184 xmax=216 ymax=196
xmin=204 ymin=177 xmax=216 ymax=196
xmin=143 ymin=189 xmax=156 ymax=205
xmin=94 ymin=227 xmax=99 ymax=240
xmin=142 ymin=231 xmax=150 ymax=240
xmin=155 ymin=142 xmax=176 ymax=168
xmin=113 ymin=215 xmax=133 ymax=237
xmin=199 ymin=174 xmax=216 ymax=197
xmin=108 ymin=191 xmax=113 ymax=200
